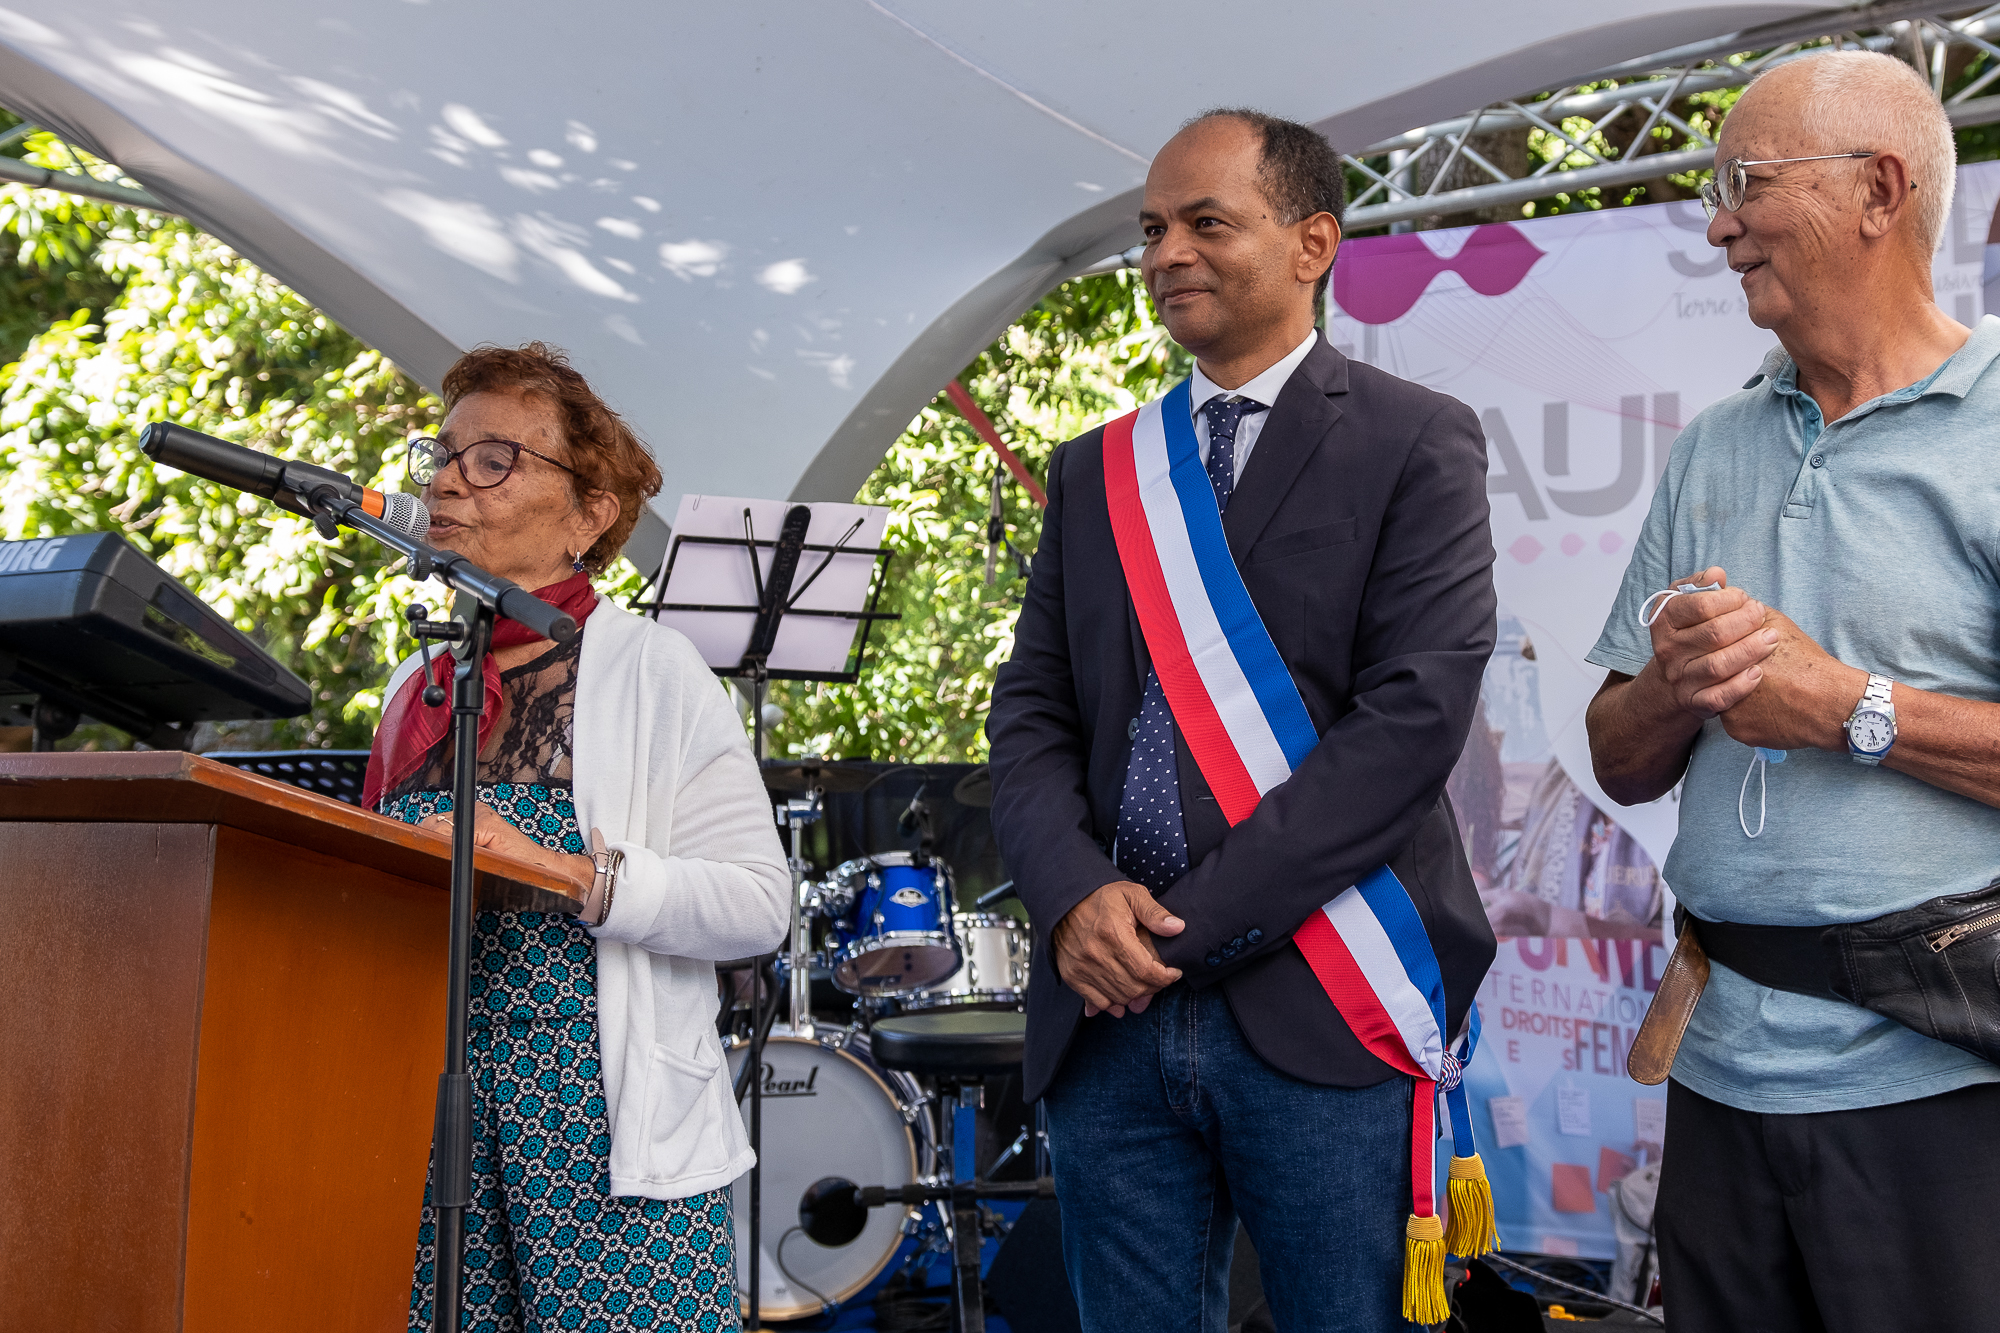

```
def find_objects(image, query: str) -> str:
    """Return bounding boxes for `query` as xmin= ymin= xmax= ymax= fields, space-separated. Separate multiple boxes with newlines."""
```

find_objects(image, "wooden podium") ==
xmin=0 ymin=751 xmax=582 ymax=1332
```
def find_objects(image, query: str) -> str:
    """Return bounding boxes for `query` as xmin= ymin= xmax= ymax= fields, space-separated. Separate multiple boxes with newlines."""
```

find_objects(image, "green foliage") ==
xmin=764 ymin=270 xmax=1190 ymax=761
xmin=0 ymin=129 xmax=129 ymax=365
xmin=0 ymin=148 xmax=1170 ymax=761
xmin=0 ymin=164 xmax=666 ymax=751
xmin=0 ymin=175 xmax=442 ymax=747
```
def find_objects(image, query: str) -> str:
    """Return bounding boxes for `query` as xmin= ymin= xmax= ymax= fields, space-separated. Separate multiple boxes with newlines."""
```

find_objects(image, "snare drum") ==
xmin=902 ymin=913 xmax=1031 ymax=1010
xmin=828 ymin=853 xmax=961 ymax=996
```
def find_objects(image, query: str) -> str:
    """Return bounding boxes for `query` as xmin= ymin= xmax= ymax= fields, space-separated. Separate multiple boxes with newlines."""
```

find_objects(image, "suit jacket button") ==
xmin=1229 ymin=936 xmax=1246 ymax=951
xmin=1246 ymin=929 xmax=1263 ymax=945
xmin=1205 ymin=953 xmax=1222 ymax=968
xmin=1128 ymin=718 xmax=1140 ymax=741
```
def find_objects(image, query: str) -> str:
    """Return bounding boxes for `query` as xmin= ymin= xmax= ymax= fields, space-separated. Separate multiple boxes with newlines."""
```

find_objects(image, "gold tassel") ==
xmin=1444 ymin=1153 xmax=1500 ymax=1258
xmin=1403 ymin=1212 xmax=1449 ymax=1325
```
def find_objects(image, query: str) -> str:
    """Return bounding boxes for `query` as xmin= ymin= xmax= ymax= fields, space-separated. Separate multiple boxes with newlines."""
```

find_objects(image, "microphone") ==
xmin=139 ymin=422 xmax=429 ymax=540
xmin=140 ymin=420 xmax=571 ymax=643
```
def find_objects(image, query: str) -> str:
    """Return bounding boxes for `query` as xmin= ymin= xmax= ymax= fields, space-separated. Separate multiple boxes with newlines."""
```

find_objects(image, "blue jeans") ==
xmin=1043 ymin=985 xmax=1414 ymax=1333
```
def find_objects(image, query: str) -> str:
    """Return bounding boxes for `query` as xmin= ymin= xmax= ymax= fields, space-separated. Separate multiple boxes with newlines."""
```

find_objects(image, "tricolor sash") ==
xmin=1103 ymin=380 xmax=1496 ymax=1322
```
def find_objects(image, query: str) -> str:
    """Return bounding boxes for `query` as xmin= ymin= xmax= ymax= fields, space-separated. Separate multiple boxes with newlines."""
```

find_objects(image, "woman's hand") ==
xmin=422 ymin=803 xmax=595 ymax=897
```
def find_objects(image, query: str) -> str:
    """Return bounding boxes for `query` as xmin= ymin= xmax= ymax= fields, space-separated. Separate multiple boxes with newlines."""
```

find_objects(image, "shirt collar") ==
xmin=1749 ymin=315 xmax=2000 ymax=403
xmin=1189 ymin=327 xmax=1319 ymax=416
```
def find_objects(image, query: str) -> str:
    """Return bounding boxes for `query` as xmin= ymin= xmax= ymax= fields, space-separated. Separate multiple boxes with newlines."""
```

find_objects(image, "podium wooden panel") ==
xmin=0 ymin=752 xmax=583 ymax=1332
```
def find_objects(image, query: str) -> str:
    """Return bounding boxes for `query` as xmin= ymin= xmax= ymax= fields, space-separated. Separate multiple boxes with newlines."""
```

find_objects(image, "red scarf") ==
xmin=362 ymin=572 xmax=600 ymax=810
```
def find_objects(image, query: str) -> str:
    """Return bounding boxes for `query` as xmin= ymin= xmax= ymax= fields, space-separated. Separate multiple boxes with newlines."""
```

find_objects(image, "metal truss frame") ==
xmin=1344 ymin=0 xmax=2000 ymax=231
xmin=8 ymin=6 xmax=2000 ymax=251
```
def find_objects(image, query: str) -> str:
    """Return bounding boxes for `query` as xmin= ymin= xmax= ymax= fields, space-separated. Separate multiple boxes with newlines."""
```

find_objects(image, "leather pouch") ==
xmin=1825 ymin=877 xmax=2000 ymax=1065
xmin=1629 ymin=879 xmax=2000 ymax=1082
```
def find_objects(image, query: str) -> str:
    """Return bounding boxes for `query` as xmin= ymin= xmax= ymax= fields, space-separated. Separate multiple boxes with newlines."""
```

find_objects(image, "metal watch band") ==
xmin=1863 ymin=672 xmax=1894 ymax=710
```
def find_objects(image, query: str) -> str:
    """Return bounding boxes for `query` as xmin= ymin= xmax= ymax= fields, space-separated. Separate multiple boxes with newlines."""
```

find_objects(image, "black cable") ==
xmin=1481 ymin=1252 xmax=1664 ymax=1325
xmin=774 ymin=1226 xmax=834 ymax=1317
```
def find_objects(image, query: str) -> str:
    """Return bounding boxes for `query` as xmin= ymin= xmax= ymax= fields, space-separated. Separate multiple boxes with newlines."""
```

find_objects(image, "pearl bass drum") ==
xmin=727 ymin=1026 xmax=931 ymax=1320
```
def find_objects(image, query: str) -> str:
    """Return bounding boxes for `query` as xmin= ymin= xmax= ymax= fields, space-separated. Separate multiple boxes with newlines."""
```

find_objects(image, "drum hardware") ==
xmin=950 ymin=764 xmax=993 ymax=808
xmin=865 ymin=1011 xmax=1036 ymax=1333
xmin=853 ymin=1178 xmax=1051 ymax=1208
xmin=848 ymin=1155 xmax=1052 ymax=1333
xmin=761 ymin=758 xmax=878 ymax=794
xmin=974 ymin=879 xmax=1017 ymax=908
xmin=986 ymin=1126 xmax=1031 ymax=1178
xmin=776 ymin=791 xmax=824 ymax=1041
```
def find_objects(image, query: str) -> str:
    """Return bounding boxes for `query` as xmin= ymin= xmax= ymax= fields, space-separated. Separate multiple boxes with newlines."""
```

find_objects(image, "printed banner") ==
xmin=1324 ymin=160 xmax=2000 ymax=1256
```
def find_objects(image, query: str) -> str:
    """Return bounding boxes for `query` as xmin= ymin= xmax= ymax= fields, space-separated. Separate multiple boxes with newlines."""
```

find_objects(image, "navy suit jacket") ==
xmin=986 ymin=333 xmax=1499 ymax=1102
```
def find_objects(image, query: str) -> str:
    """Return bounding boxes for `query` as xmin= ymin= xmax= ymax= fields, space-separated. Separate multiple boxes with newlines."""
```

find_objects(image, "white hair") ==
xmin=1751 ymin=49 xmax=1957 ymax=249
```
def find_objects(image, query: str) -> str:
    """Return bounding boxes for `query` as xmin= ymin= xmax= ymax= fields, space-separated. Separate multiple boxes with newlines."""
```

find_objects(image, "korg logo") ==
xmin=761 ymin=1064 xmax=819 ymax=1097
xmin=0 ymin=537 xmax=69 ymax=573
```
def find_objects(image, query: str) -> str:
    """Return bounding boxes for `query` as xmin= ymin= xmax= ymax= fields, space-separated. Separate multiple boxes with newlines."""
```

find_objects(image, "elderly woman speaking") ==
xmin=361 ymin=343 xmax=789 ymax=1331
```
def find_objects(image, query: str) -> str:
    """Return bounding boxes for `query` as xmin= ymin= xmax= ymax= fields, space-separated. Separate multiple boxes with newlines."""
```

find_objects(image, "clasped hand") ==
xmin=1645 ymin=565 xmax=1862 ymax=750
xmin=1051 ymin=880 xmax=1185 ymax=1017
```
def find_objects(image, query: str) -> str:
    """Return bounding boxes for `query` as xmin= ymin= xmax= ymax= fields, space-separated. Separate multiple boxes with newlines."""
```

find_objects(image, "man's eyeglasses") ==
xmin=1699 ymin=152 xmax=1877 ymax=219
xmin=407 ymin=436 xmax=577 ymax=489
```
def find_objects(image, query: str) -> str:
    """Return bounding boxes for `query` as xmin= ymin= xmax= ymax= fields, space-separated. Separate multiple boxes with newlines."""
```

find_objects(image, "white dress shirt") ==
xmin=1188 ymin=327 xmax=1319 ymax=486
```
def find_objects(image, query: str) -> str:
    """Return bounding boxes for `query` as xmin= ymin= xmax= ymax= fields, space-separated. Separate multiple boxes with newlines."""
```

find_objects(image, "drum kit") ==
xmin=723 ymin=761 xmax=1044 ymax=1331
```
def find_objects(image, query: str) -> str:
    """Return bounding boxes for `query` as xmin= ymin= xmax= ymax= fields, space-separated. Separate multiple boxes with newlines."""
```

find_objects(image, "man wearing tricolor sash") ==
xmin=988 ymin=110 xmax=1499 ymax=1331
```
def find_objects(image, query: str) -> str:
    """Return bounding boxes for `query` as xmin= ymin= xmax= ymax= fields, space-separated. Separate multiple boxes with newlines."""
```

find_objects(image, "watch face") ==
xmin=1850 ymin=710 xmax=1894 ymax=753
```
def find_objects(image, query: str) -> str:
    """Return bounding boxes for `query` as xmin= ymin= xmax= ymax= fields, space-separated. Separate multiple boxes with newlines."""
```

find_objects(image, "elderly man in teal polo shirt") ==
xmin=1586 ymin=50 xmax=2000 ymax=1331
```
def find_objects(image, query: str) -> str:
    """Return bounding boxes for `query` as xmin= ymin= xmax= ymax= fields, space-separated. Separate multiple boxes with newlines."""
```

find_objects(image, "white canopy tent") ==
xmin=0 ymin=1 xmax=1839 ymax=565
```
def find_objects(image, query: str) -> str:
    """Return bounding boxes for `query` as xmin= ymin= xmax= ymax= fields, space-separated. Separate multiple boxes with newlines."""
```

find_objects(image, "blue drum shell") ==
xmin=858 ymin=864 xmax=948 ymax=936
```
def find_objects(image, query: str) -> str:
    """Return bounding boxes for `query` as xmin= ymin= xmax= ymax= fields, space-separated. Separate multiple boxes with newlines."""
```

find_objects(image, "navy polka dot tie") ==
xmin=1114 ymin=395 xmax=1268 ymax=892
xmin=1201 ymin=395 xmax=1267 ymax=514
xmin=1116 ymin=669 xmax=1185 ymax=893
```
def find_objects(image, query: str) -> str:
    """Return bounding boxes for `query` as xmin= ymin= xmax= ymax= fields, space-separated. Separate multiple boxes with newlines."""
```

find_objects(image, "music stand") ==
xmin=632 ymin=494 xmax=897 ymax=756
xmin=629 ymin=494 xmax=897 ymax=1329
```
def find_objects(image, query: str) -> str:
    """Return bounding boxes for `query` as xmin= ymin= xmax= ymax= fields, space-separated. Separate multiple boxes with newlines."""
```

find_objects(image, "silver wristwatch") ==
xmin=1844 ymin=672 xmax=1897 ymax=765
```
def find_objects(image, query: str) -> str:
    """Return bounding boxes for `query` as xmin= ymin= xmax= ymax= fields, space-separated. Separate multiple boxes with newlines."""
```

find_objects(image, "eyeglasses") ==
xmin=407 ymin=435 xmax=577 ymax=489
xmin=1699 ymin=152 xmax=1877 ymax=219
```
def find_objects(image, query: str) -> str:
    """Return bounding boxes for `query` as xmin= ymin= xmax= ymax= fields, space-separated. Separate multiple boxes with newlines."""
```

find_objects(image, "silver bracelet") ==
xmin=582 ymin=828 xmax=623 ymax=926
xmin=580 ymin=829 xmax=609 ymax=920
xmin=596 ymin=849 xmax=623 ymax=927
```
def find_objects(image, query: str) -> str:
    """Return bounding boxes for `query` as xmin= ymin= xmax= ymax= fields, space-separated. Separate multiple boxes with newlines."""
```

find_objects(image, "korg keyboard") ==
xmin=0 ymin=532 xmax=310 ymax=744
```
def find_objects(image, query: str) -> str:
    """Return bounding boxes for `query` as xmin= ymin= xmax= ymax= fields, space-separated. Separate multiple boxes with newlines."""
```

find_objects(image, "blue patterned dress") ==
xmin=383 ymin=634 xmax=737 ymax=1332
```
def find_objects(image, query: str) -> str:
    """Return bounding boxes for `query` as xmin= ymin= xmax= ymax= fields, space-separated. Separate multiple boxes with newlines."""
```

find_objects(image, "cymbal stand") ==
xmin=780 ymin=790 xmax=822 ymax=1041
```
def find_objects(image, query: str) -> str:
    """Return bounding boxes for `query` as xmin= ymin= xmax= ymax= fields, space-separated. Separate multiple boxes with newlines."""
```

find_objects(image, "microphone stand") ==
xmin=306 ymin=490 xmax=576 ymax=1333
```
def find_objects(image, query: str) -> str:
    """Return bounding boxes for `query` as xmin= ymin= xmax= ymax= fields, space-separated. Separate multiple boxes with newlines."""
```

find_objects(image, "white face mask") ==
xmin=1739 ymin=747 xmax=1786 ymax=839
xmin=1637 ymin=580 xmax=1724 ymax=629
xmin=1635 ymin=583 xmax=1784 ymax=837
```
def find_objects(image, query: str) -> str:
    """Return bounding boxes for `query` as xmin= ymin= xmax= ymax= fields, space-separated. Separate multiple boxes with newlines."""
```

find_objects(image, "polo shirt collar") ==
xmin=1747 ymin=314 xmax=2000 ymax=402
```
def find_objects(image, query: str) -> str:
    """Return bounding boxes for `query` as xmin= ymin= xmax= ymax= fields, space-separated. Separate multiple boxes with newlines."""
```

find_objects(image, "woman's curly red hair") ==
xmin=440 ymin=342 xmax=662 ymax=573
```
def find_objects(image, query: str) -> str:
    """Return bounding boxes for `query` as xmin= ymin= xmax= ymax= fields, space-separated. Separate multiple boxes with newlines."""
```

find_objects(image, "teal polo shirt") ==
xmin=1588 ymin=316 xmax=2000 ymax=1114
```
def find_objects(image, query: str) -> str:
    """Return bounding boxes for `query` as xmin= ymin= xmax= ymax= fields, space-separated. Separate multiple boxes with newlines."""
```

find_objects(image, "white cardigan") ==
xmin=383 ymin=600 xmax=790 ymax=1199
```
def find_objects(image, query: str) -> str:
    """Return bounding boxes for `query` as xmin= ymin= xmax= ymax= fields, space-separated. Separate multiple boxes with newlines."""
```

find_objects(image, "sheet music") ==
xmin=652 ymin=494 xmax=890 ymax=675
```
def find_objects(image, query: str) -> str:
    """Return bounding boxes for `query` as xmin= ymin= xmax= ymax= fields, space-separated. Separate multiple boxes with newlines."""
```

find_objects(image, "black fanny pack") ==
xmin=1683 ymin=879 xmax=2000 ymax=1066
